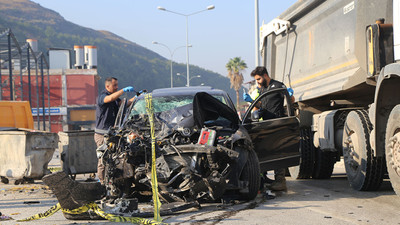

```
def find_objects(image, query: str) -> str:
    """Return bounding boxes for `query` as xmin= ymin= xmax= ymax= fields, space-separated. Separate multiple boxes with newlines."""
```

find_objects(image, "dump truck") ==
xmin=260 ymin=0 xmax=400 ymax=195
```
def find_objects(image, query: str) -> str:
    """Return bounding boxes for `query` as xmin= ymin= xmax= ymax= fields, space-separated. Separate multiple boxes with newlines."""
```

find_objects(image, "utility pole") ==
xmin=255 ymin=0 xmax=260 ymax=67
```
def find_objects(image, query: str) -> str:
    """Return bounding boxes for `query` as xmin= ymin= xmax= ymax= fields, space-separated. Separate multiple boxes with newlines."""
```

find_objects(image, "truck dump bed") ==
xmin=262 ymin=0 xmax=393 ymax=106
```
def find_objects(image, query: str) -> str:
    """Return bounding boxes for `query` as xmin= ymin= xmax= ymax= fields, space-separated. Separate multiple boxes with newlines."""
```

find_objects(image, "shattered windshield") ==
xmin=130 ymin=94 xmax=227 ymax=116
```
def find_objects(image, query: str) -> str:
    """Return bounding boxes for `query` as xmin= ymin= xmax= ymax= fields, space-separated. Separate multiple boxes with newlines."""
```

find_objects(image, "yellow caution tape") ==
xmin=145 ymin=93 xmax=162 ymax=222
xmin=17 ymin=202 xmax=168 ymax=224
xmin=49 ymin=167 xmax=62 ymax=172
xmin=61 ymin=203 xmax=92 ymax=214
xmin=90 ymin=202 xmax=165 ymax=224
xmin=17 ymin=203 xmax=61 ymax=221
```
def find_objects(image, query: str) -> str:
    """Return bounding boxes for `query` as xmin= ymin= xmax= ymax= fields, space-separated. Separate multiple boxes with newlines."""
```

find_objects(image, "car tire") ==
xmin=289 ymin=128 xmax=314 ymax=179
xmin=343 ymin=110 xmax=384 ymax=191
xmin=240 ymin=148 xmax=260 ymax=200
xmin=385 ymin=105 xmax=400 ymax=196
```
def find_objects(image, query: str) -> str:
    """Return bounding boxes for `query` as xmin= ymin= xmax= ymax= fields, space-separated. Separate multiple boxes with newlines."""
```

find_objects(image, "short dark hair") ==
xmin=105 ymin=77 xmax=117 ymax=85
xmin=251 ymin=66 xmax=269 ymax=77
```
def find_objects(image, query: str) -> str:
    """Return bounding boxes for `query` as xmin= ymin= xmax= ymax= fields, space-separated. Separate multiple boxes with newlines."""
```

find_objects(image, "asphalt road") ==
xmin=0 ymin=160 xmax=399 ymax=225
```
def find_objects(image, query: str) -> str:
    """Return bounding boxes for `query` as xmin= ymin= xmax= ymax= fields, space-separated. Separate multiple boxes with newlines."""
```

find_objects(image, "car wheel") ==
xmin=343 ymin=110 xmax=384 ymax=191
xmin=385 ymin=105 xmax=400 ymax=196
xmin=239 ymin=148 xmax=260 ymax=200
xmin=289 ymin=128 xmax=314 ymax=179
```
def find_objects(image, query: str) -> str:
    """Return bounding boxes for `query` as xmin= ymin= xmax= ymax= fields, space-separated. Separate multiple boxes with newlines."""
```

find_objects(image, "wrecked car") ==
xmin=100 ymin=87 xmax=261 ymax=205
xmin=100 ymin=86 xmax=300 ymax=204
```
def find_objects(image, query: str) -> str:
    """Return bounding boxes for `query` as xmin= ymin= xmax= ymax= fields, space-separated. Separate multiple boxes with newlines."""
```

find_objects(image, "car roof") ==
xmin=151 ymin=86 xmax=227 ymax=97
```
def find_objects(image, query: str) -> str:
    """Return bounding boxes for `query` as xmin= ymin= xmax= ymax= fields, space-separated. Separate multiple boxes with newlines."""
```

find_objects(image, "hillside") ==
xmin=0 ymin=0 xmax=238 ymax=102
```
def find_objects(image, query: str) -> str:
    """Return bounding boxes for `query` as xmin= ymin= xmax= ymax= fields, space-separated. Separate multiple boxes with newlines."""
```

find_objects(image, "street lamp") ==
xmin=152 ymin=41 xmax=191 ymax=88
xmin=176 ymin=73 xmax=201 ymax=87
xmin=190 ymin=75 xmax=201 ymax=83
xmin=157 ymin=5 xmax=215 ymax=87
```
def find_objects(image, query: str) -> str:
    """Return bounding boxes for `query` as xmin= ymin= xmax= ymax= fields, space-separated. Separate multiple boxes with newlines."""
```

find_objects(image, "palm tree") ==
xmin=226 ymin=57 xmax=247 ymax=109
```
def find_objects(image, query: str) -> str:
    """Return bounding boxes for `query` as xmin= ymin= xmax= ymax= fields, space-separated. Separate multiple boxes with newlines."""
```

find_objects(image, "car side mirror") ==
xmin=251 ymin=110 xmax=260 ymax=121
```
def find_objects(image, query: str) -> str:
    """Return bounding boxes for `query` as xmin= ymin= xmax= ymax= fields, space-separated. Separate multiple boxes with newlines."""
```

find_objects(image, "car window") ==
xmin=130 ymin=94 xmax=227 ymax=116
xmin=243 ymin=88 xmax=291 ymax=123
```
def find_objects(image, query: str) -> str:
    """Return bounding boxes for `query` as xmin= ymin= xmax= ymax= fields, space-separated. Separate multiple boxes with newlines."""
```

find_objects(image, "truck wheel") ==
xmin=342 ymin=110 xmax=384 ymax=191
xmin=385 ymin=105 xmax=400 ymax=196
xmin=240 ymin=149 xmax=260 ymax=200
xmin=312 ymin=148 xmax=335 ymax=179
xmin=289 ymin=128 xmax=314 ymax=179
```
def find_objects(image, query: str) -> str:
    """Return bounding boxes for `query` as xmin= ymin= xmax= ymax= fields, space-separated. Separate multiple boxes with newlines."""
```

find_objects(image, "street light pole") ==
xmin=157 ymin=5 xmax=215 ymax=87
xmin=152 ymin=41 xmax=188 ymax=88
xmin=185 ymin=15 xmax=189 ymax=87
xmin=255 ymin=0 xmax=260 ymax=67
xmin=176 ymin=73 xmax=201 ymax=87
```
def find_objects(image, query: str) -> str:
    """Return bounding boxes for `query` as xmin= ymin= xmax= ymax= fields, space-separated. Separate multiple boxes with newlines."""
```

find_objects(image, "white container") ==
xmin=58 ymin=130 xmax=98 ymax=174
xmin=0 ymin=130 xmax=58 ymax=179
xmin=49 ymin=49 xmax=71 ymax=69
xmin=74 ymin=45 xmax=84 ymax=69
xmin=84 ymin=45 xmax=97 ymax=69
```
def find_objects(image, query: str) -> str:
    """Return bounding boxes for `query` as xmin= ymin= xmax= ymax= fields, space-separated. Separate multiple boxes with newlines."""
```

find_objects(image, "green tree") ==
xmin=226 ymin=57 xmax=247 ymax=109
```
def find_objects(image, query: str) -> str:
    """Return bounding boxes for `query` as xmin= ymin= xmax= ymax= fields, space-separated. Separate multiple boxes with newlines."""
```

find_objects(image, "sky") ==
xmin=31 ymin=0 xmax=297 ymax=82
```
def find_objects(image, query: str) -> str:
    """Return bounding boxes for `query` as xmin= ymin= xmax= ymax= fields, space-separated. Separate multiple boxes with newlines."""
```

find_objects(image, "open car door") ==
xmin=241 ymin=88 xmax=300 ymax=172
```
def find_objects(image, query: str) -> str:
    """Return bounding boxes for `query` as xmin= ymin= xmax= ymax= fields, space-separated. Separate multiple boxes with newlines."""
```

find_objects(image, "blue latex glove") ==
xmin=136 ymin=89 xmax=147 ymax=96
xmin=123 ymin=86 xmax=134 ymax=92
xmin=287 ymin=87 xmax=294 ymax=96
xmin=243 ymin=93 xmax=253 ymax=103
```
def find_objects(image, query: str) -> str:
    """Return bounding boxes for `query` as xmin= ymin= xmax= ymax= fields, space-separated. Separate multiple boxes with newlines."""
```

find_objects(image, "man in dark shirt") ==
xmin=249 ymin=66 xmax=287 ymax=119
xmin=95 ymin=77 xmax=136 ymax=184
xmin=248 ymin=66 xmax=288 ymax=191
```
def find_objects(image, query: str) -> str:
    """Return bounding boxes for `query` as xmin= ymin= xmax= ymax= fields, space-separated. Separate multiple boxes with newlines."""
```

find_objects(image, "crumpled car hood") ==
xmin=127 ymin=92 xmax=240 ymax=139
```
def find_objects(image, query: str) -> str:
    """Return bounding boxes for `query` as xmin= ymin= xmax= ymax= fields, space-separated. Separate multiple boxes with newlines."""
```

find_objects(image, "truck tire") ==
xmin=312 ymin=148 xmax=335 ymax=179
xmin=342 ymin=110 xmax=384 ymax=191
xmin=240 ymin=149 xmax=261 ymax=200
xmin=385 ymin=105 xmax=400 ymax=196
xmin=289 ymin=128 xmax=314 ymax=179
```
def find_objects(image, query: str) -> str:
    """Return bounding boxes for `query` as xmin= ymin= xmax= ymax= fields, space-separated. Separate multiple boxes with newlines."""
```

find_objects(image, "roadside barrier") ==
xmin=17 ymin=202 xmax=168 ymax=224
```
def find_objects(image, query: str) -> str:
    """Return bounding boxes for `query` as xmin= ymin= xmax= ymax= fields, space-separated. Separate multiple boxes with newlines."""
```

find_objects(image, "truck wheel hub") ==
xmin=389 ymin=133 xmax=400 ymax=176
xmin=344 ymin=132 xmax=361 ymax=171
